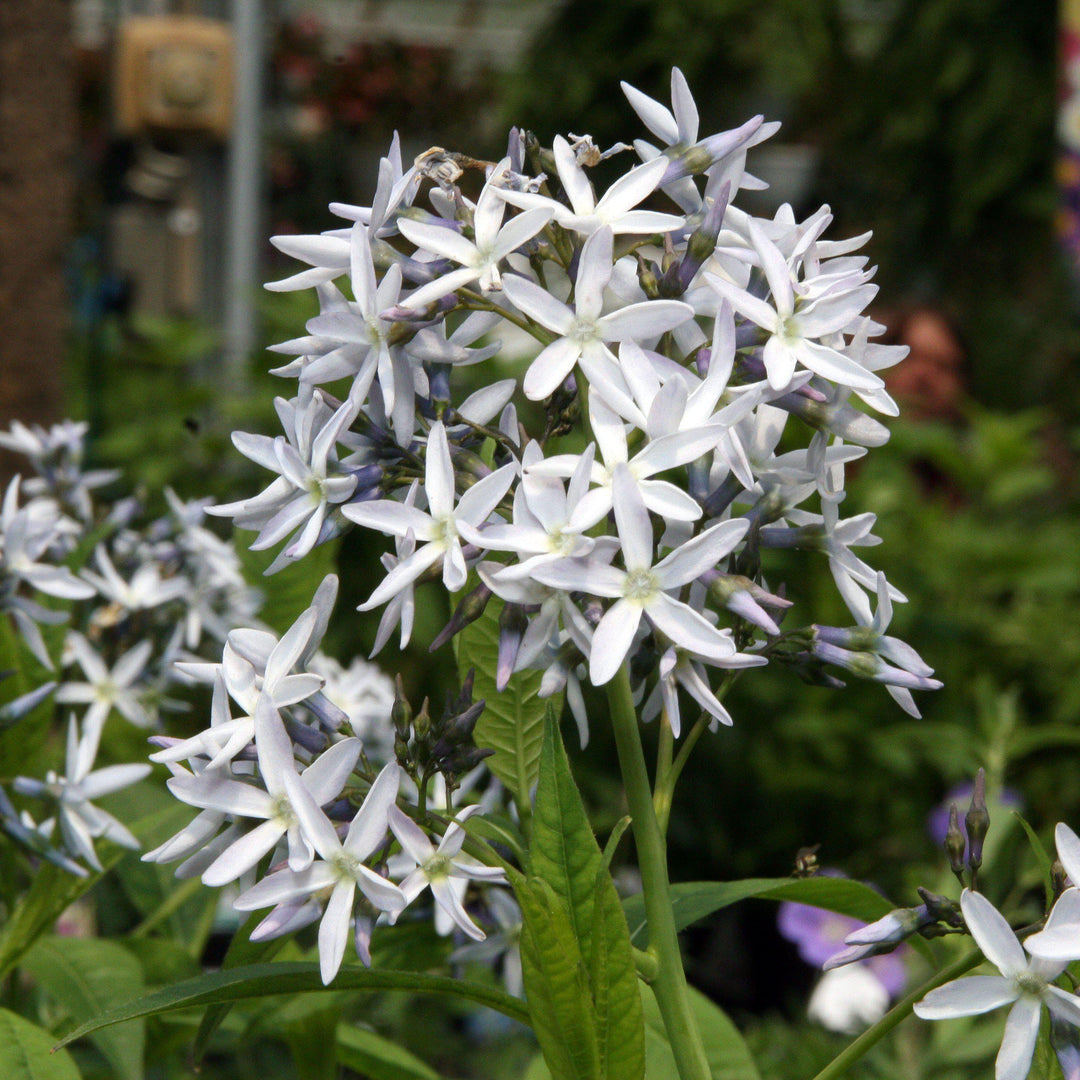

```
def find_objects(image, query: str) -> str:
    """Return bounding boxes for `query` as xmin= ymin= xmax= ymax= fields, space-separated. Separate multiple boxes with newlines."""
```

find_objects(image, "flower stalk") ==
xmin=607 ymin=663 xmax=711 ymax=1080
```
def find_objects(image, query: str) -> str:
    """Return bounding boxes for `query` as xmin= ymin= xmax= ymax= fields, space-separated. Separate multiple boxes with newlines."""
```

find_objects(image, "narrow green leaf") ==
xmin=529 ymin=712 xmax=603 ymax=956
xmin=587 ymin=865 xmax=646 ymax=1080
xmin=192 ymin=911 xmax=289 ymax=1059
xmin=623 ymin=878 xmax=896 ymax=948
xmin=640 ymin=985 xmax=760 ymax=1080
xmin=601 ymin=817 xmax=632 ymax=869
xmin=518 ymin=877 xmax=601 ymax=1080
xmin=54 ymin=961 xmax=530 ymax=1050
xmin=1014 ymin=811 xmax=1055 ymax=908
xmin=455 ymin=594 xmax=560 ymax=808
xmin=0 ymin=1008 xmax=81 ymax=1080
xmin=281 ymin=999 xmax=339 ymax=1080
xmin=336 ymin=1024 xmax=443 ymax=1080
xmin=527 ymin=716 xmax=643 ymax=1080
xmin=23 ymin=936 xmax=144 ymax=1080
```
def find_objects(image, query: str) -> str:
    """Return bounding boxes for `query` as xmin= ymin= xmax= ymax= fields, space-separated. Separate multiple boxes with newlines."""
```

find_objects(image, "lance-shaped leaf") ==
xmin=0 ymin=1009 xmax=81 ymax=1080
xmin=456 ymin=594 xmax=560 ymax=810
xmin=53 ymin=962 xmax=530 ymax=1052
xmin=518 ymin=877 xmax=602 ymax=1080
xmin=522 ymin=716 xmax=644 ymax=1080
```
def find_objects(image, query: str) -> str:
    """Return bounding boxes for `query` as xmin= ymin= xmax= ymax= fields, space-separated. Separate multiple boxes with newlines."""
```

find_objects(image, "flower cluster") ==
xmin=0 ymin=420 xmax=261 ymax=872
xmin=151 ymin=68 xmax=941 ymax=990
xmin=214 ymin=66 xmax=938 ymax=743
xmin=144 ymin=575 xmax=515 ymax=985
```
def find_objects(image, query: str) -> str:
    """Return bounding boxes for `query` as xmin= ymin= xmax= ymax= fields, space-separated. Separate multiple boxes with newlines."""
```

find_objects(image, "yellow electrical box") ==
xmin=114 ymin=16 xmax=233 ymax=139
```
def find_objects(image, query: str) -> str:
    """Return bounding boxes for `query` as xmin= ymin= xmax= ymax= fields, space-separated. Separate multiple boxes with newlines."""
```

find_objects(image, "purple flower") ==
xmin=777 ymin=875 xmax=907 ymax=998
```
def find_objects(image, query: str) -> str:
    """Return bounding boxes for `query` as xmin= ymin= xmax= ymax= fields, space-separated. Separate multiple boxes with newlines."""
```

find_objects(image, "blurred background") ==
xmin=5 ymin=1 xmax=1080 ymax=1077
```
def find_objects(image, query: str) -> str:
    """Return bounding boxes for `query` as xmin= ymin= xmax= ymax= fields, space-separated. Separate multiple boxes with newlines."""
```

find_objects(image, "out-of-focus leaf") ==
xmin=24 ymin=936 xmax=144 ymax=1080
xmin=54 ymin=961 xmax=530 ymax=1051
xmin=0 ymin=1009 xmax=81 ymax=1080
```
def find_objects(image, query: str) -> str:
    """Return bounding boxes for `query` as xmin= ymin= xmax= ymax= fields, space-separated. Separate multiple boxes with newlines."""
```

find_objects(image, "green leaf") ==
xmin=0 ymin=862 xmax=114 ymax=982
xmin=336 ymin=1024 xmax=443 ymax=1080
xmin=280 ymin=999 xmax=340 ymax=1080
xmin=526 ymin=987 xmax=762 ymax=1080
xmin=526 ymin=716 xmax=644 ymax=1080
xmin=518 ymin=877 xmax=601 ymax=1080
xmin=641 ymin=985 xmax=760 ymax=1080
xmin=455 ymin=594 xmax=560 ymax=808
xmin=1014 ymin=811 xmax=1055 ymax=908
xmin=587 ymin=864 xmax=646 ymax=1080
xmin=529 ymin=712 xmax=604 ymax=953
xmin=622 ymin=877 xmax=896 ymax=949
xmin=54 ymin=961 xmax=530 ymax=1051
xmin=193 ymin=911 xmax=290 ymax=1059
xmin=23 ymin=936 xmax=144 ymax=1080
xmin=0 ymin=1009 xmax=81 ymax=1080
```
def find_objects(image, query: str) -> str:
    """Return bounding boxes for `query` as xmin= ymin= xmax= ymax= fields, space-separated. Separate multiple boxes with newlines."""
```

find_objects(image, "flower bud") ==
xmin=392 ymin=674 xmax=412 ymax=736
xmin=430 ymin=583 xmax=493 ymax=651
xmin=845 ymin=904 xmax=930 ymax=947
xmin=944 ymin=803 xmax=967 ymax=880
xmin=916 ymin=887 xmax=963 ymax=928
xmin=965 ymin=768 xmax=990 ymax=873
xmin=497 ymin=603 xmax=527 ymax=690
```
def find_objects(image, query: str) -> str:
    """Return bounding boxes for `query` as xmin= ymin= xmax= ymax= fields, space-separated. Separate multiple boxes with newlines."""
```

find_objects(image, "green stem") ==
xmin=808 ymin=948 xmax=983 ymax=1080
xmin=606 ymin=664 xmax=711 ymax=1080
xmin=459 ymin=289 xmax=554 ymax=344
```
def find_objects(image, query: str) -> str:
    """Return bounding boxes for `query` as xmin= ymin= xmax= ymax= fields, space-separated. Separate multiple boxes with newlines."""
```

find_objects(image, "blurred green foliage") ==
xmin=506 ymin=0 xmax=1080 ymax=413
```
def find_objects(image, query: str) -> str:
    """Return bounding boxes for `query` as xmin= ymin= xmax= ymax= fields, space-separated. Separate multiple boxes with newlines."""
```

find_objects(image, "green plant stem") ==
xmin=606 ymin=664 xmax=711 ymax=1080
xmin=459 ymin=289 xmax=553 ymax=344
xmin=808 ymin=948 xmax=983 ymax=1080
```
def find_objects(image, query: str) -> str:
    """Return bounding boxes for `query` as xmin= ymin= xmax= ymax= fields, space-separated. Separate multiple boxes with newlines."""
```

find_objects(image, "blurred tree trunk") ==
xmin=0 ymin=0 xmax=74 ymax=452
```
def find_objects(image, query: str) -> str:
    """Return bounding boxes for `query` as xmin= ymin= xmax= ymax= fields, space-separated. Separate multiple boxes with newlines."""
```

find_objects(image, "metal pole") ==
xmin=223 ymin=0 xmax=262 ymax=390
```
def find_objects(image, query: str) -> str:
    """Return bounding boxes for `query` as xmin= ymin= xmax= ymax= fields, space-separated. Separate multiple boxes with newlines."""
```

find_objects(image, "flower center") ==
xmin=331 ymin=851 xmax=359 ymax=883
xmin=432 ymin=516 xmax=457 ymax=546
xmin=569 ymin=317 xmax=599 ymax=344
xmin=423 ymin=853 xmax=453 ymax=883
xmin=1015 ymin=972 xmax=1045 ymax=996
xmin=270 ymin=794 xmax=296 ymax=828
xmin=623 ymin=568 xmax=659 ymax=602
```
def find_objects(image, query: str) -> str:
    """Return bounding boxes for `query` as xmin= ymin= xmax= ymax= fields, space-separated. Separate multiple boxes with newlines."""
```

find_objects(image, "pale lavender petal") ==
xmin=342 ymin=499 xmax=435 ymax=540
xmin=431 ymin=877 xmax=485 ymax=941
xmin=501 ymin=274 xmax=574 ymax=335
xmin=388 ymin=804 xmax=436 ymax=864
xmin=996 ymin=997 xmax=1040 ymax=1080
xmin=234 ymin=862 xmax=337 ymax=910
xmin=1059 ymin=824 xmax=1080 ymax=888
xmin=612 ymin=464 xmax=654 ymax=571
xmin=344 ymin=762 xmax=400 ymax=860
xmin=282 ymin=768 xmax=342 ymax=862
xmin=913 ymin=976 xmax=1017 ymax=1019
xmin=202 ymin=819 xmax=285 ymax=886
xmin=646 ymin=594 xmax=736 ymax=661
xmin=522 ymin=337 xmax=584 ymax=401
xmin=319 ymin=880 xmax=355 ymax=984
xmin=961 ymin=890 xmax=1026 ymax=978
xmin=654 ymin=518 xmax=749 ymax=588
xmin=590 ymin=600 xmax=643 ymax=686
xmin=747 ymin=219 xmax=793 ymax=317
xmin=600 ymin=300 xmax=693 ymax=342
xmin=302 ymin=738 xmax=362 ymax=806
xmin=553 ymin=135 xmax=595 ymax=217
xmin=425 ymin=422 xmax=455 ymax=520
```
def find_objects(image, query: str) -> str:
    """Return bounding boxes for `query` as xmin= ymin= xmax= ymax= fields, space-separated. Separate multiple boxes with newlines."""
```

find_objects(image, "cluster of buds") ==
xmin=391 ymin=670 xmax=492 ymax=798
